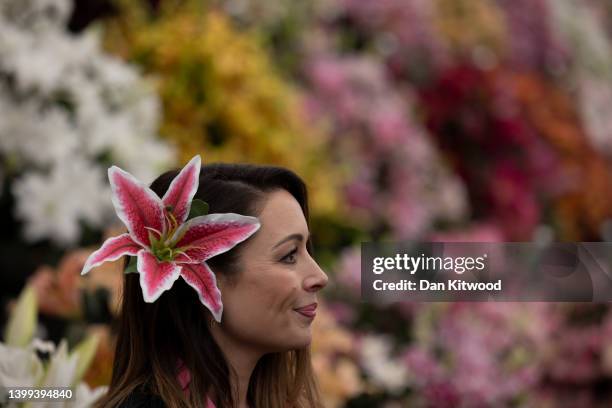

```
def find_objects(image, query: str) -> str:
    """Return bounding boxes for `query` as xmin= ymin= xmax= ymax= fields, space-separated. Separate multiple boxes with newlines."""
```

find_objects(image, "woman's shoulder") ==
xmin=115 ymin=389 xmax=217 ymax=408
xmin=117 ymin=387 xmax=167 ymax=408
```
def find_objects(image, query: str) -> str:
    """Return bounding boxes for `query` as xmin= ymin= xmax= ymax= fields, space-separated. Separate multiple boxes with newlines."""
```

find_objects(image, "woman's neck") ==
xmin=210 ymin=327 xmax=264 ymax=408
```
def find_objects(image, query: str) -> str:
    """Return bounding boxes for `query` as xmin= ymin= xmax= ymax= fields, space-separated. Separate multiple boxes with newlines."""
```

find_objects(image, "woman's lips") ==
xmin=294 ymin=303 xmax=317 ymax=318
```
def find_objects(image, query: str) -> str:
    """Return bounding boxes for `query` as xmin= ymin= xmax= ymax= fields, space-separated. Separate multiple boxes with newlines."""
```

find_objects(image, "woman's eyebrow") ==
xmin=272 ymin=232 xmax=310 ymax=249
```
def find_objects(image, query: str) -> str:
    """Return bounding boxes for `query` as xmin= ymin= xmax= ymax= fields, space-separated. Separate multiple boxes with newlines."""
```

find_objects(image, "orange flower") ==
xmin=82 ymin=324 xmax=115 ymax=388
xmin=311 ymin=302 xmax=363 ymax=407
xmin=29 ymin=249 xmax=90 ymax=318
xmin=515 ymin=73 xmax=612 ymax=240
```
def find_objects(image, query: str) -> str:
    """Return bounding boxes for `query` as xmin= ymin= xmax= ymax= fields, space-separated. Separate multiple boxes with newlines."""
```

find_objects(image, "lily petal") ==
xmin=109 ymin=166 xmax=165 ymax=248
xmin=81 ymin=233 xmax=141 ymax=275
xmin=162 ymin=155 xmax=201 ymax=224
xmin=137 ymin=250 xmax=182 ymax=302
xmin=180 ymin=262 xmax=223 ymax=322
xmin=171 ymin=213 xmax=261 ymax=264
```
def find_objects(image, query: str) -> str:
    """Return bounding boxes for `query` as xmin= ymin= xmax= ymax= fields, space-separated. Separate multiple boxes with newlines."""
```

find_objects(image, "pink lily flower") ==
xmin=80 ymin=155 xmax=260 ymax=322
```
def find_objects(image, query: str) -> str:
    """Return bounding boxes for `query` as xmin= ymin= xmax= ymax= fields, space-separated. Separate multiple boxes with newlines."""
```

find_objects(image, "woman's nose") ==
xmin=303 ymin=258 xmax=329 ymax=292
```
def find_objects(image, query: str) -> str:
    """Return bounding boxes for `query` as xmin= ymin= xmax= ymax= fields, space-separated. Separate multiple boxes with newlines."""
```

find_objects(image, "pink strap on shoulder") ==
xmin=176 ymin=359 xmax=217 ymax=408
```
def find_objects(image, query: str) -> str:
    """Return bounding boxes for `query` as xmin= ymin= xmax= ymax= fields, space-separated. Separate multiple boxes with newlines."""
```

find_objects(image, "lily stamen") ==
xmin=144 ymin=226 xmax=163 ymax=240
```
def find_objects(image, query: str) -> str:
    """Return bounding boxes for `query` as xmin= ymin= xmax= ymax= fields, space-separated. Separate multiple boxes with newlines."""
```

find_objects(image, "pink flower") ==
xmin=335 ymin=247 xmax=362 ymax=296
xmin=80 ymin=155 xmax=260 ymax=322
xmin=402 ymin=346 xmax=444 ymax=383
xmin=428 ymin=223 xmax=504 ymax=243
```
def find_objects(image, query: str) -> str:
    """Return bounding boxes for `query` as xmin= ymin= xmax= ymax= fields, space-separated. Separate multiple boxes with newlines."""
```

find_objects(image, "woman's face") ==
xmin=214 ymin=189 xmax=328 ymax=352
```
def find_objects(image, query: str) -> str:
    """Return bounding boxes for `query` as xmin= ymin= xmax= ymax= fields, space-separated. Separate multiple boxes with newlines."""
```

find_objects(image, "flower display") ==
xmin=418 ymin=65 xmax=575 ymax=240
xmin=494 ymin=0 xmax=570 ymax=72
xmin=305 ymin=55 xmax=468 ymax=240
xmin=0 ymin=0 xmax=176 ymax=247
xmin=103 ymin=0 xmax=345 ymax=218
xmin=4 ymin=0 xmax=612 ymax=406
xmin=0 ymin=285 xmax=106 ymax=407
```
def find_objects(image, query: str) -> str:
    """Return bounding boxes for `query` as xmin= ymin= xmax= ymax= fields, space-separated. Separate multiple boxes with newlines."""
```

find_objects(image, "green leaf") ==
xmin=187 ymin=199 xmax=209 ymax=220
xmin=124 ymin=256 xmax=138 ymax=274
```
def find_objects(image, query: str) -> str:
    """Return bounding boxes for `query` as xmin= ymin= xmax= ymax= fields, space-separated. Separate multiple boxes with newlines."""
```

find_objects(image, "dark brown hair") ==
xmin=95 ymin=162 xmax=323 ymax=408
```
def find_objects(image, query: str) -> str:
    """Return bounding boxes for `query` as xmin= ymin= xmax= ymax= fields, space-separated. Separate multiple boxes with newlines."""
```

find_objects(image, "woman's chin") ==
xmin=283 ymin=329 xmax=312 ymax=349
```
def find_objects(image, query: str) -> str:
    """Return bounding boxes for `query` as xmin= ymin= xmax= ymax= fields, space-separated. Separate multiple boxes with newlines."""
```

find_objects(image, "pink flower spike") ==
xmin=108 ymin=166 xmax=165 ymax=248
xmin=162 ymin=155 xmax=201 ymax=224
xmin=180 ymin=262 xmax=223 ymax=322
xmin=171 ymin=213 xmax=261 ymax=264
xmin=81 ymin=233 xmax=141 ymax=275
xmin=137 ymin=250 xmax=182 ymax=302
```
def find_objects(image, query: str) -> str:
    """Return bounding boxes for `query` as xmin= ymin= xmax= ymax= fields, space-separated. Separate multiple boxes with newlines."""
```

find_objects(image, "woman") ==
xmin=89 ymin=156 xmax=329 ymax=408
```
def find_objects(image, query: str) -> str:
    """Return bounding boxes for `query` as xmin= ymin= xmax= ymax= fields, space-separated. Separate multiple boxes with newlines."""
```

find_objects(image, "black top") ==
xmin=117 ymin=389 xmax=166 ymax=408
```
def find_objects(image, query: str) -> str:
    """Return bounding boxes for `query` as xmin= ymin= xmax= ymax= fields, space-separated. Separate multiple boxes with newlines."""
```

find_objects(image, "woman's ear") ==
xmin=208 ymin=316 xmax=218 ymax=330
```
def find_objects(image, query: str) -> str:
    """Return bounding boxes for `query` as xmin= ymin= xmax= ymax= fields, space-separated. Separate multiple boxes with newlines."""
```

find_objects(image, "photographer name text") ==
xmin=373 ymin=279 xmax=502 ymax=292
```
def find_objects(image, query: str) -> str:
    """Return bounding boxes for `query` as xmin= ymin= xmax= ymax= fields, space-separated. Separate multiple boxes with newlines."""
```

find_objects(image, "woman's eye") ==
xmin=281 ymin=248 xmax=298 ymax=264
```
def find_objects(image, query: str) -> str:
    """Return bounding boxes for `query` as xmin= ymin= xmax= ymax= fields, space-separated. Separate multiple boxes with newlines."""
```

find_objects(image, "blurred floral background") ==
xmin=2 ymin=0 xmax=612 ymax=406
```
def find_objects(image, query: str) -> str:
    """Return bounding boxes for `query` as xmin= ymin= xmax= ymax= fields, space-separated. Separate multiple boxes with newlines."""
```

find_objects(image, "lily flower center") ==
xmin=145 ymin=207 xmax=192 ymax=263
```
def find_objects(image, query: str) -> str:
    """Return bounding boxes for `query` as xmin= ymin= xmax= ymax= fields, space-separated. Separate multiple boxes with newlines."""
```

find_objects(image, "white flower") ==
xmin=0 ymin=19 xmax=29 ymax=60
xmin=91 ymin=51 xmax=140 ymax=90
xmin=579 ymin=77 xmax=612 ymax=156
xmin=4 ymin=285 xmax=37 ymax=348
xmin=12 ymin=157 xmax=111 ymax=246
xmin=31 ymin=338 xmax=57 ymax=355
xmin=0 ymin=0 xmax=73 ymax=33
xmin=12 ymin=169 xmax=81 ymax=246
xmin=40 ymin=339 xmax=107 ymax=407
xmin=549 ymin=0 xmax=612 ymax=78
xmin=0 ymin=343 xmax=44 ymax=388
xmin=1 ymin=283 xmax=105 ymax=407
xmin=72 ymin=383 xmax=108 ymax=408
xmin=0 ymin=98 xmax=79 ymax=166
xmin=112 ymin=134 xmax=178 ymax=186
xmin=0 ymin=339 xmax=107 ymax=408
xmin=359 ymin=334 xmax=409 ymax=393
xmin=0 ymin=0 xmax=177 ymax=246
xmin=40 ymin=340 xmax=79 ymax=388
xmin=10 ymin=33 xmax=71 ymax=94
